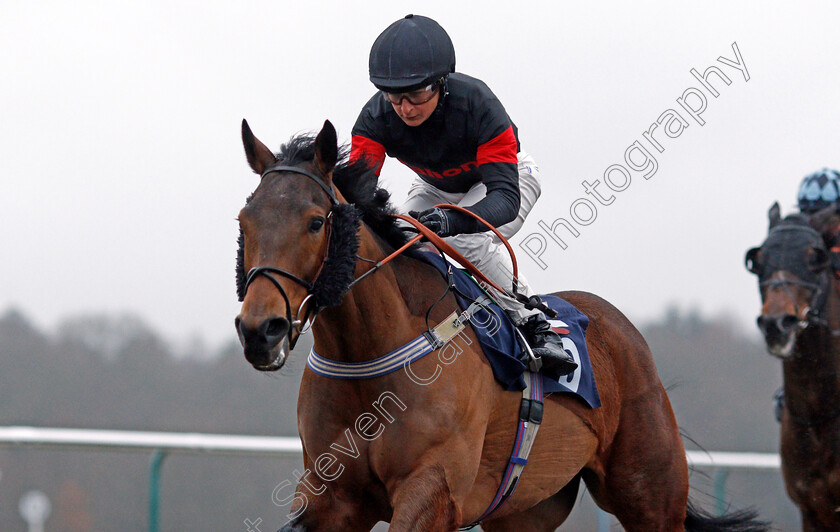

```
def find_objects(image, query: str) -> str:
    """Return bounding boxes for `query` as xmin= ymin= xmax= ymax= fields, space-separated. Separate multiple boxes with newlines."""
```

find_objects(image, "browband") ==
xmin=260 ymin=164 xmax=338 ymax=205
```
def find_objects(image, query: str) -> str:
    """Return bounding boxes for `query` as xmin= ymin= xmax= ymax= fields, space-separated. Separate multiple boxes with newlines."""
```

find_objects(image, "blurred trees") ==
xmin=0 ymin=306 xmax=796 ymax=531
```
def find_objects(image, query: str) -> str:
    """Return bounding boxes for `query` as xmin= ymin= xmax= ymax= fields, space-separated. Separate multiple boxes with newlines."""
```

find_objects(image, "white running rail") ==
xmin=0 ymin=425 xmax=781 ymax=468
xmin=0 ymin=426 xmax=782 ymax=531
xmin=0 ymin=426 xmax=302 ymax=455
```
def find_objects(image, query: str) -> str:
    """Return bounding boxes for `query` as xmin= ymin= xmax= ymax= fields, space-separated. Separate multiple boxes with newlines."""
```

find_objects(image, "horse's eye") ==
xmin=308 ymin=217 xmax=325 ymax=233
xmin=809 ymin=247 xmax=830 ymax=271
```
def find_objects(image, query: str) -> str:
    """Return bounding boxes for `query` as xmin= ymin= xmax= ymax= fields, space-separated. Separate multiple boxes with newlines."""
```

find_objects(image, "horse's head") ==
xmin=745 ymin=202 xmax=836 ymax=358
xmin=235 ymin=119 xmax=361 ymax=371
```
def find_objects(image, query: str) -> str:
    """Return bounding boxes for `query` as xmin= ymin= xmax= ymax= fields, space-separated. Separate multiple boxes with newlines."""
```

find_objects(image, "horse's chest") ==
xmin=782 ymin=421 xmax=840 ymax=515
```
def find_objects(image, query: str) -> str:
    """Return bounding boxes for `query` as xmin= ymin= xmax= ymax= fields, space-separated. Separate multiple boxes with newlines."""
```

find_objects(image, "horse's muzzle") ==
xmin=757 ymin=313 xmax=799 ymax=358
xmin=235 ymin=315 xmax=290 ymax=370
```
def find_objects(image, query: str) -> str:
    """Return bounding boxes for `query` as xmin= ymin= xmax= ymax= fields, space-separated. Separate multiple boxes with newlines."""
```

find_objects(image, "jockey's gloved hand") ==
xmin=411 ymin=207 xmax=456 ymax=237
xmin=410 ymin=207 xmax=484 ymax=237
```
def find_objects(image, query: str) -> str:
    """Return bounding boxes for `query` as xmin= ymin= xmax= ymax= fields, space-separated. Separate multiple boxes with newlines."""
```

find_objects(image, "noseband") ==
xmin=755 ymin=224 xmax=831 ymax=330
xmin=760 ymin=275 xmax=827 ymax=328
xmin=242 ymin=164 xmax=339 ymax=348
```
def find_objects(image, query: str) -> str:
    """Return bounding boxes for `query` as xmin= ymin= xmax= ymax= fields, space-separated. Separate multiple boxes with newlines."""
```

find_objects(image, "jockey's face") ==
xmin=389 ymin=89 xmax=439 ymax=127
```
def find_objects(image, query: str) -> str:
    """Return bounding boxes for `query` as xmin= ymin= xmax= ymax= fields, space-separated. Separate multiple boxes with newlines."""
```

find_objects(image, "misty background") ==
xmin=0 ymin=308 xmax=794 ymax=530
xmin=2 ymin=0 xmax=836 ymax=530
xmin=2 ymin=1 xmax=839 ymax=348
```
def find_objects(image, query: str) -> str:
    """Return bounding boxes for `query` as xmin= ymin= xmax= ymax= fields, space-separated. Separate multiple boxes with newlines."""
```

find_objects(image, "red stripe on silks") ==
xmin=349 ymin=135 xmax=386 ymax=175
xmin=552 ymin=327 xmax=570 ymax=335
xmin=476 ymin=126 xmax=518 ymax=165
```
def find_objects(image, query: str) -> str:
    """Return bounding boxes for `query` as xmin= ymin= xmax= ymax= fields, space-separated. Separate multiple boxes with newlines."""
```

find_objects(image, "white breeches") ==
xmin=401 ymin=152 xmax=544 ymax=323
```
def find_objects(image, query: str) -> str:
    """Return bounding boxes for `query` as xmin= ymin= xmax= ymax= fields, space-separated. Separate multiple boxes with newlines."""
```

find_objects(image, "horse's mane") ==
xmin=235 ymin=134 xmax=419 ymax=302
xmin=272 ymin=134 xmax=412 ymax=251
xmin=778 ymin=213 xmax=810 ymax=227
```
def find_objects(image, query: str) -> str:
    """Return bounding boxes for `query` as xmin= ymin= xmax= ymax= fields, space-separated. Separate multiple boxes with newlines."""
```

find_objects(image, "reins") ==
xmin=242 ymin=163 xmax=552 ymax=525
xmin=241 ymin=162 xmax=555 ymax=349
xmin=754 ymin=222 xmax=836 ymax=334
xmin=242 ymin=164 xmax=340 ymax=348
xmin=393 ymin=206 xmax=556 ymax=318
xmin=393 ymin=210 xmax=513 ymax=294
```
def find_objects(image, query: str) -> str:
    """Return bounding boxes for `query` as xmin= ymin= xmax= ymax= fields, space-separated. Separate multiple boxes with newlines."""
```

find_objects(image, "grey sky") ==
xmin=2 ymin=1 xmax=838 ymax=349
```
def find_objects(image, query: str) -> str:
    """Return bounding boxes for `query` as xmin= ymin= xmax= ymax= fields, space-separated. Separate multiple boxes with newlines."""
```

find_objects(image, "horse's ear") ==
xmin=768 ymin=202 xmax=781 ymax=229
xmin=313 ymin=120 xmax=338 ymax=179
xmin=241 ymin=119 xmax=276 ymax=175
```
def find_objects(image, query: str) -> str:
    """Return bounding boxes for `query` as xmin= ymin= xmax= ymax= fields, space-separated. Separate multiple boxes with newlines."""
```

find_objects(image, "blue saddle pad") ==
xmin=419 ymin=252 xmax=601 ymax=408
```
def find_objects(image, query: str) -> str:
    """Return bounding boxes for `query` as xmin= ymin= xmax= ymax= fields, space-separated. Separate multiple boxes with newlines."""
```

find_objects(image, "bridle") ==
xmin=240 ymin=163 xmax=425 ymax=350
xmin=241 ymin=164 xmax=339 ymax=348
xmin=749 ymin=223 xmax=833 ymax=332
xmin=759 ymin=275 xmax=828 ymax=330
xmin=239 ymin=162 xmax=552 ymax=351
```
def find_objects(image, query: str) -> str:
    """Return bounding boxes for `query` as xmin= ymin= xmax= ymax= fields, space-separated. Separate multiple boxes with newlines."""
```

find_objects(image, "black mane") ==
xmin=273 ymin=134 xmax=412 ymax=251
xmin=235 ymin=133 xmax=418 ymax=303
xmin=778 ymin=213 xmax=810 ymax=227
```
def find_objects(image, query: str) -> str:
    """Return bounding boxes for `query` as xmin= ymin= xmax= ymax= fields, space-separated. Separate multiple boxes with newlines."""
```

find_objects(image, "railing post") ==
xmin=148 ymin=450 xmax=167 ymax=532
xmin=714 ymin=468 xmax=730 ymax=516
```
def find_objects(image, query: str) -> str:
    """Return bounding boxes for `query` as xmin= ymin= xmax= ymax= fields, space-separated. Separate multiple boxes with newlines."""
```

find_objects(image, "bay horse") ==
xmin=746 ymin=202 xmax=840 ymax=531
xmin=236 ymin=119 xmax=767 ymax=531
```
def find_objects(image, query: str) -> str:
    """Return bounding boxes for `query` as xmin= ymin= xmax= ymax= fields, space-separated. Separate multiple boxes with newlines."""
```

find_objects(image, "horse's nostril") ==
xmin=265 ymin=318 xmax=288 ymax=338
xmin=236 ymin=316 xmax=288 ymax=350
xmin=757 ymin=315 xmax=773 ymax=331
xmin=780 ymin=315 xmax=799 ymax=331
xmin=757 ymin=314 xmax=799 ymax=337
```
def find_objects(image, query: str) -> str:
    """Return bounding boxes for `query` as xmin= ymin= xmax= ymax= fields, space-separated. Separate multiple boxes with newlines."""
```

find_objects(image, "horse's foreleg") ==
xmin=799 ymin=506 xmax=837 ymax=532
xmin=277 ymin=481 xmax=378 ymax=532
xmin=800 ymin=511 xmax=819 ymax=532
xmin=387 ymin=464 xmax=463 ymax=532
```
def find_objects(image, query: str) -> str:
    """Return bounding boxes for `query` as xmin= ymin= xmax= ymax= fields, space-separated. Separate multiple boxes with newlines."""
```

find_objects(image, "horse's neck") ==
xmin=312 ymin=228 xmax=446 ymax=363
xmin=785 ymin=281 xmax=840 ymax=417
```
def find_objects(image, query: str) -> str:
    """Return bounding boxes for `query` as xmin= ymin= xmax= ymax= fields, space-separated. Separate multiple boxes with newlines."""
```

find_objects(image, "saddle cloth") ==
xmin=419 ymin=252 xmax=601 ymax=408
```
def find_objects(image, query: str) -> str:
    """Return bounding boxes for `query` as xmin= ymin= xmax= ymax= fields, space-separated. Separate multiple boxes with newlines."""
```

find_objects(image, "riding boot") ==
xmin=520 ymin=313 xmax=578 ymax=378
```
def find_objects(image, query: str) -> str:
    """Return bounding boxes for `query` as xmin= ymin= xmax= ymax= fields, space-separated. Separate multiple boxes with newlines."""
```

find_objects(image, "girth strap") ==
xmin=466 ymin=370 xmax=544 ymax=527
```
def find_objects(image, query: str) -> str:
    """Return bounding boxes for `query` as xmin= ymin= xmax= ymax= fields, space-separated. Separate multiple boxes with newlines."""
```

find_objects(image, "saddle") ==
xmin=306 ymin=243 xmax=601 ymax=526
xmin=418 ymin=251 xmax=601 ymax=406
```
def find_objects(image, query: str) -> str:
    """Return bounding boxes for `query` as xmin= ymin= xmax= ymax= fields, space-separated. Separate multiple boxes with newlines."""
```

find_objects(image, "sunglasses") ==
xmin=382 ymin=84 xmax=438 ymax=106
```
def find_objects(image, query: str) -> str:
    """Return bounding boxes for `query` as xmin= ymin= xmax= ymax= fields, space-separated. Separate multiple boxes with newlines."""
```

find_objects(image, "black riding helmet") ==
xmin=369 ymin=14 xmax=456 ymax=92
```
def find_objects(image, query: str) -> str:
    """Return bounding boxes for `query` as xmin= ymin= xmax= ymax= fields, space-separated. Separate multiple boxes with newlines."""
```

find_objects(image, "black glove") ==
xmin=409 ymin=207 xmax=455 ymax=237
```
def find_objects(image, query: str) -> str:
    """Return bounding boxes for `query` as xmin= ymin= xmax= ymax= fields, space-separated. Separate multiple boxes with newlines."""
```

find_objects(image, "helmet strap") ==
xmin=435 ymin=76 xmax=449 ymax=108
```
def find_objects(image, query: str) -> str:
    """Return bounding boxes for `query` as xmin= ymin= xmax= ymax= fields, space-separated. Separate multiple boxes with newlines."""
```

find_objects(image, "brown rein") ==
xmin=350 ymin=204 xmax=521 ymax=298
xmin=392 ymin=205 xmax=519 ymax=295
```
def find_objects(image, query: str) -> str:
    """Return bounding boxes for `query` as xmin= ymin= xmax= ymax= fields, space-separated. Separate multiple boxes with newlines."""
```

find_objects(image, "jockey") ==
xmin=798 ymin=168 xmax=840 ymax=270
xmin=798 ymin=168 xmax=840 ymax=214
xmin=350 ymin=14 xmax=577 ymax=378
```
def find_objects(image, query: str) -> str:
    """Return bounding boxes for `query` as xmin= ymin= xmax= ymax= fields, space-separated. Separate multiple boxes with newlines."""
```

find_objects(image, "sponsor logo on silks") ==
xmin=402 ymin=159 xmax=479 ymax=179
